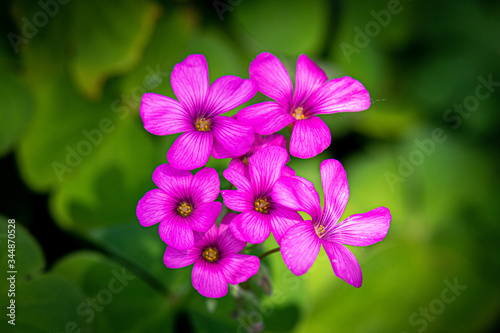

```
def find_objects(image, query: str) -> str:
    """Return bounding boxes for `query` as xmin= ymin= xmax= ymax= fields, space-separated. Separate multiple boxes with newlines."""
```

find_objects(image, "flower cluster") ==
xmin=137 ymin=53 xmax=392 ymax=298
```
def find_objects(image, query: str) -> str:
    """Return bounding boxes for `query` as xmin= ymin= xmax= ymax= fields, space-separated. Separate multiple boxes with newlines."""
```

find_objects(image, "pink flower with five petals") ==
xmin=272 ymin=159 xmax=391 ymax=287
xmin=140 ymin=54 xmax=257 ymax=170
xmin=238 ymin=53 xmax=371 ymax=159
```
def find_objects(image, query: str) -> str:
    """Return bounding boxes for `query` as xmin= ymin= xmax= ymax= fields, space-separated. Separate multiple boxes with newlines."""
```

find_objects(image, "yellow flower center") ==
xmin=202 ymin=247 xmax=219 ymax=262
xmin=195 ymin=117 xmax=211 ymax=131
xmin=177 ymin=202 xmax=192 ymax=217
xmin=315 ymin=225 xmax=326 ymax=237
xmin=291 ymin=107 xmax=306 ymax=120
xmin=254 ymin=198 xmax=270 ymax=213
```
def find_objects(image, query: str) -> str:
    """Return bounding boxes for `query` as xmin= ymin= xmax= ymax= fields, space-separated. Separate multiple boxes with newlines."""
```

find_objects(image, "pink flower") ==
xmin=163 ymin=213 xmax=260 ymax=298
xmin=136 ymin=164 xmax=222 ymax=250
xmin=221 ymin=146 xmax=302 ymax=245
xmin=272 ymin=159 xmax=391 ymax=287
xmin=228 ymin=133 xmax=295 ymax=179
xmin=238 ymin=53 xmax=371 ymax=159
xmin=140 ymin=54 xmax=257 ymax=170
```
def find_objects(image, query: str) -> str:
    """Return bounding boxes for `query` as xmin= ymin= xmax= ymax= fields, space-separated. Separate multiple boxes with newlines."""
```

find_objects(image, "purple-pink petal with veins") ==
xmin=322 ymin=240 xmax=363 ymax=288
xmin=218 ymin=253 xmax=260 ymax=285
xmin=293 ymin=54 xmax=328 ymax=106
xmin=163 ymin=244 xmax=199 ymax=269
xmin=267 ymin=203 xmax=302 ymax=245
xmin=140 ymin=93 xmax=192 ymax=136
xmin=218 ymin=213 xmax=247 ymax=254
xmin=289 ymin=116 xmax=331 ymax=159
xmin=211 ymin=137 xmax=235 ymax=159
xmin=305 ymin=76 xmax=371 ymax=115
xmin=272 ymin=176 xmax=322 ymax=222
xmin=192 ymin=260 xmax=228 ymax=298
xmin=152 ymin=164 xmax=192 ymax=199
xmin=167 ymin=130 xmax=213 ymax=170
xmin=191 ymin=167 xmax=220 ymax=204
xmin=319 ymin=159 xmax=350 ymax=229
xmin=230 ymin=210 xmax=271 ymax=244
xmin=204 ymin=76 xmax=257 ymax=116
xmin=211 ymin=116 xmax=254 ymax=157
xmin=136 ymin=189 xmax=173 ymax=227
xmin=280 ymin=220 xmax=321 ymax=275
xmin=237 ymin=102 xmax=294 ymax=135
xmin=171 ymin=54 xmax=209 ymax=113
xmin=249 ymin=52 xmax=293 ymax=108
xmin=249 ymin=146 xmax=288 ymax=195
xmin=326 ymin=207 xmax=391 ymax=246
xmin=158 ymin=212 xmax=195 ymax=250
xmin=188 ymin=201 xmax=221 ymax=233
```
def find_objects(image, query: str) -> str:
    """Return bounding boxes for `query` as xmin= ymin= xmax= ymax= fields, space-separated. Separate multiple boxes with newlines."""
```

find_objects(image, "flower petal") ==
xmin=191 ymin=167 xmax=220 ymax=204
xmin=171 ymin=54 xmax=209 ymax=113
xmin=259 ymin=133 xmax=288 ymax=150
xmin=204 ymin=76 xmax=257 ymax=116
xmin=198 ymin=223 xmax=219 ymax=248
xmin=249 ymin=52 xmax=293 ymax=107
xmin=227 ymin=158 xmax=249 ymax=179
xmin=282 ymin=165 xmax=296 ymax=177
xmin=211 ymin=137 xmax=234 ymax=159
xmin=320 ymin=159 xmax=350 ymax=228
xmin=293 ymin=55 xmax=328 ymax=106
xmin=163 ymin=245 xmax=199 ymax=269
xmin=152 ymin=164 xmax=192 ymax=198
xmin=268 ymin=204 xmax=302 ymax=245
xmin=218 ymin=253 xmax=260 ymax=285
xmin=327 ymin=207 xmax=391 ymax=246
xmin=140 ymin=93 xmax=192 ymax=135
xmin=221 ymin=169 xmax=254 ymax=212
xmin=192 ymin=260 xmax=228 ymax=298
xmin=159 ymin=214 xmax=194 ymax=250
xmin=289 ymin=116 xmax=331 ymax=159
xmin=280 ymin=220 xmax=321 ymax=275
xmin=322 ymin=241 xmax=363 ymax=288
xmin=237 ymin=102 xmax=294 ymax=135
xmin=223 ymin=167 xmax=252 ymax=191
xmin=272 ymin=176 xmax=322 ymax=222
xmin=136 ymin=189 xmax=172 ymax=227
xmin=230 ymin=210 xmax=271 ymax=244
xmin=306 ymin=76 xmax=371 ymax=115
xmin=167 ymin=130 xmax=213 ymax=170
xmin=188 ymin=201 xmax=222 ymax=233
xmin=218 ymin=213 xmax=247 ymax=254
xmin=211 ymin=116 xmax=254 ymax=157
xmin=249 ymin=146 xmax=288 ymax=195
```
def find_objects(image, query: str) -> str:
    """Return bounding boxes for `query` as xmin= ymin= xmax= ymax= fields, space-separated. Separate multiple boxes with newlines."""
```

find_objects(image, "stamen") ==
xmin=177 ymin=202 xmax=193 ymax=217
xmin=241 ymin=155 xmax=250 ymax=166
xmin=202 ymin=247 xmax=219 ymax=262
xmin=254 ymin=198 xmax=270 ymax=213
xmin=195 ymin=117 xmax=211 ymax=131
xmin=315 ymin=225 xmax=326 ymax=237
xmin=291 ymin=107 xmax=306 ymax=120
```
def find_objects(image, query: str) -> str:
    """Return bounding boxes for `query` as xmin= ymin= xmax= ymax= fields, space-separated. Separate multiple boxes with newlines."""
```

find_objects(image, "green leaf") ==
xmin=0 ymin=72 xmax=33 ymax=157
xmin=52 ymin=251 xmax=173 ymax=333
xmin=68 ymin=0 xmax=160 ymax=99
xmin=0 ymin=216 xmax=45 ymax=285
xmin=18 ymin=76 xmax=120 ymax=191
xmin=233 ymin=0 xmax=329 ymax=56
xmin=89 ymin=223 xmax=191 ymax=292
xmin=3 ymin=274 xmax=91 ymax=333
xmin=0 ymin=217 xmax=90 ymax=333
xmin=50 ymin=115 xmax=156 ymax=232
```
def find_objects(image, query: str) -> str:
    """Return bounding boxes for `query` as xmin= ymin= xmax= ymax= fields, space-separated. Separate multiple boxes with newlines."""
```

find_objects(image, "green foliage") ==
xmin=1 ymin=0 xmax=499 ymax=332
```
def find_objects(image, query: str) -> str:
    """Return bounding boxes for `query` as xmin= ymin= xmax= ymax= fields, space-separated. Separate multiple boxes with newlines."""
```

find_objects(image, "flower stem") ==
xmin=259 ymin=247 xmax=280 ymax=260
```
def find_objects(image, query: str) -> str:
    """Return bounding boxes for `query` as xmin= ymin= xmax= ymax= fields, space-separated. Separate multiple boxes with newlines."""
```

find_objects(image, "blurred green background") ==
xmin=1 ymin=0 xmax=499 ymax=332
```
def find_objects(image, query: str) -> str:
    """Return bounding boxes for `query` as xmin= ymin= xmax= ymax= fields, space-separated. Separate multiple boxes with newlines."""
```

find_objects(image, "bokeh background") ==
xmin=1 ymin=0 xmax=499 ymax=332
